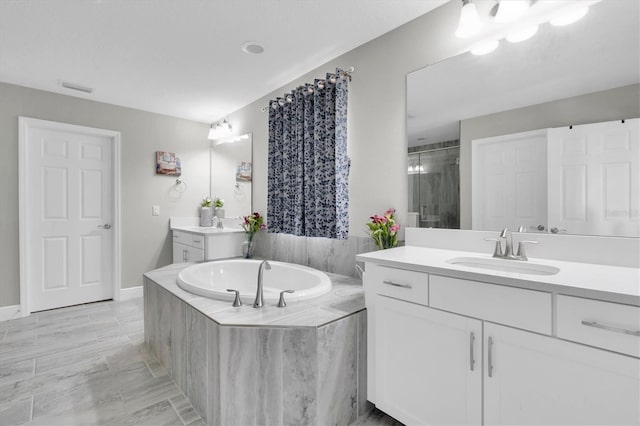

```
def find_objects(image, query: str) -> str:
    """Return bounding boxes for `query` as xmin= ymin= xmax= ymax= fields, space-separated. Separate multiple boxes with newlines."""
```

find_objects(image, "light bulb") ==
xmin=506 ymin=25 xmax=538 ymax=43
xmin=471 ymin=40 xmax=499 ymax=55
xmin=455 ymin=1 xmax=482 ymax=38
xmin=550 ymin=5 xmax=588 ymax=26
xmin=495 ymin=0 xmax=530 ymax=24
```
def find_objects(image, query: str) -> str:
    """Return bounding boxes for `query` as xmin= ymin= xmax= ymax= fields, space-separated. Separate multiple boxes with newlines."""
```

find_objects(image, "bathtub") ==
xmin=176 ymin=259 xmax=332 ymax=303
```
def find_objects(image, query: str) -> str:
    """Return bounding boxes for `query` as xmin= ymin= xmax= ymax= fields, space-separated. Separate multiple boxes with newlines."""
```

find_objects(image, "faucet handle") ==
xmin=484 ymin=238 xmax=503 ymax=258
xmin=226 ymin=289 xmax=243 ymax=307
xmin=277 ymin=290 xmax=295 ymax=308
xmin=516 ymin=240 xmax=538 ymax=261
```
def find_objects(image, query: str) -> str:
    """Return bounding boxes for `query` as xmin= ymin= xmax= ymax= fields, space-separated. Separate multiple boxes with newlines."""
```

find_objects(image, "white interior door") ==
xmin=472 ymin=129 xmax=548 ymax=232
xmin=548 ymin=119 xmax=640 ymax=237
xmin=20 ymin=118 xmax=118 ymax=313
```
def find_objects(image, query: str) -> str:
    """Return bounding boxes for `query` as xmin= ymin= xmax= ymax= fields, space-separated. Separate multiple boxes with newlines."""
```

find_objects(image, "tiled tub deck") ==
xmin=143 ymin=263 xmax=369 ymax=426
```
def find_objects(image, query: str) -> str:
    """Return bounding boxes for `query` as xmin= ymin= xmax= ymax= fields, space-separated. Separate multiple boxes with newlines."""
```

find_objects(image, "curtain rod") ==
xmin=261 ymin=66 xmax=354 ymax=112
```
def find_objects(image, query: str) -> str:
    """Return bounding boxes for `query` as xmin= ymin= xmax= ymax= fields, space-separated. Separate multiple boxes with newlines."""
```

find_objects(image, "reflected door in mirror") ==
xmin=548 ymin=119 xmax=639 ymax=237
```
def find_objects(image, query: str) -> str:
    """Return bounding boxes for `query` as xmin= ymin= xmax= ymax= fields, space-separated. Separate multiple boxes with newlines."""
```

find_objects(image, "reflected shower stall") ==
xmin=408 ymin=145 xmax=460 ymax=229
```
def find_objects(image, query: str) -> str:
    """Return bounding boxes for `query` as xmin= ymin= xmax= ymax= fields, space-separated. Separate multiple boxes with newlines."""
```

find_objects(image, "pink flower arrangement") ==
xmin=367 ymin=208 xmax=400 ymax=249
xmin=242 ymin=212 xmax=267 ymax=235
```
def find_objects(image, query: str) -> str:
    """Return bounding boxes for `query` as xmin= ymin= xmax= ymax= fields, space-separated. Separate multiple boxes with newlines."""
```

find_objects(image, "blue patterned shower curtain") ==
xmin=267 ymin=68 xmax=349 ymax=239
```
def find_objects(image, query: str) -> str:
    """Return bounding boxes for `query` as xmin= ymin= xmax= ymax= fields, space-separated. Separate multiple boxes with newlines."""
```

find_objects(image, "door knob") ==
xmin=97 ymin=224 xmax=112 ymax=229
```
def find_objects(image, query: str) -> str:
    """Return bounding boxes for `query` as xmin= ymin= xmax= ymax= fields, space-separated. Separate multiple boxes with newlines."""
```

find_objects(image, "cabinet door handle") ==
xmin=488 ymin=337 xmax=494 ymax=378
xmin=382 ymin=280 xmax=412 ymax=289
xmin=581 ymin=320 xmax=640 ymax=337
xmin=469 ymin=332 xmax=476 ymax=371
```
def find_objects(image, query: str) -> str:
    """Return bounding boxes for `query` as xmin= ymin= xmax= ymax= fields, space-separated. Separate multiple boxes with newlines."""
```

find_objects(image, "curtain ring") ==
xmin=286 ymin=95 xmax=293 ymax=103
xmin=278 ymin=99 xmax=285 ymax=106
xmin=317 ymin=80 xmax=325 ymax=89
xmin=307 ymin=86 xmax=314 ymax=94
xmin=328 ymin=74 xmax=337 ymax=84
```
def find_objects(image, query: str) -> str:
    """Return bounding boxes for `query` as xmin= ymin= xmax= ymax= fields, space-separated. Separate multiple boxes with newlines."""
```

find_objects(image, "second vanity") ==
xmin=357 ymin=230 xmax=640 ymax=426
xmin=170 ymin=217 xmax=245 ymax=262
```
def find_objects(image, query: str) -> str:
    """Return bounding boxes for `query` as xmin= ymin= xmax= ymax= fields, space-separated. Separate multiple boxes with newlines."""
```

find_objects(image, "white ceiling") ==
xmin=0 ymin=0 xmax=448 ymax=124
xmin=407 ymin=0 xmax=640 ymax=146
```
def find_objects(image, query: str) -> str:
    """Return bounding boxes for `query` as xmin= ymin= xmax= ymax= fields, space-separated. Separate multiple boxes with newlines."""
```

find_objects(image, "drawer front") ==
xmin=190 ymin=234 xmax=205 ymax=249
xmin=370 ymin=264 xmax=428 ymax=306
xmin=430 ymin=275 xmax=552 ymax=334
xmin=557 ymin=295 xmax=640 ymax=357
xmin=173 ymin=231 xmax=191 ymax=246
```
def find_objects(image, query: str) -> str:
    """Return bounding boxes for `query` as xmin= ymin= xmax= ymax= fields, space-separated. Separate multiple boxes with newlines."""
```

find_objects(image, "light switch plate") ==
xmin=152 ymin=205 xmax=160 ymax=216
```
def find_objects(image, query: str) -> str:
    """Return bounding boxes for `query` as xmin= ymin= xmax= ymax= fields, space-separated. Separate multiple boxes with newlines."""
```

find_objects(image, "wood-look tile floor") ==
xmin=0 ymin=297 xmax=403 ymax=426
xmin=0 ymin=298 xmax=204 ymax=426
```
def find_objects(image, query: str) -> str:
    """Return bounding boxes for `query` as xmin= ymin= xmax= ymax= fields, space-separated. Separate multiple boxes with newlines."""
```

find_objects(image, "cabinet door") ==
xmin=184 ymin=245 xmax=204 ymax=263
xmin=484 ymin=322 xmax=640 ymax=425
xmin=173 ymin=242 xmax=187 ymax=263
xmin=376 ymin=295 xmax=482 ymax=426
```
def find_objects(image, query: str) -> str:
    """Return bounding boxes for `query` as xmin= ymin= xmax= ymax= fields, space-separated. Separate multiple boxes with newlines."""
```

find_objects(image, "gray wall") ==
xmin=0 ymin=82 xmax=210 ymax=307
xmin=223 ymin=1 xmax=467 ymax=241
xmin=459 ymin=83 xmax=640 ymax=229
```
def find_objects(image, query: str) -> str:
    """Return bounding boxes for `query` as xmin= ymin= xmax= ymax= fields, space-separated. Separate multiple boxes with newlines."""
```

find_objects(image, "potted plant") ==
xmin=367 ymin=208 xmax=400 ymax=249
xmin=241 ymin=212 xmax=266 ymax=258
xmin=200 ymin=197 xmax=213 ymax=227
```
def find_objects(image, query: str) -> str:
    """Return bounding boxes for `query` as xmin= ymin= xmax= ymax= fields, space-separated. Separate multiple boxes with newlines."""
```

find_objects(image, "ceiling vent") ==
xmin=60 ymin=81 xmax=94 ymax=93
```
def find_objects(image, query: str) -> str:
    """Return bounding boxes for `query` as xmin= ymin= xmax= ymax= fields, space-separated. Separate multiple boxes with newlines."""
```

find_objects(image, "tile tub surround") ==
xmin=252 ymin=233 xmax=379 ymax=278
xmin=143 ymin=263 xmax=369 ymax=426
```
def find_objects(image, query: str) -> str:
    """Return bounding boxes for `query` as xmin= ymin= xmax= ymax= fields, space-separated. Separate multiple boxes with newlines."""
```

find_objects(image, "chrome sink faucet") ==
xmin=486 ymin=227 xmax=538 ymax=261
xmin=253 ymin=260 xmax=271 ymax=308
xmin=499 ymin=227 xmax=515 ymax=258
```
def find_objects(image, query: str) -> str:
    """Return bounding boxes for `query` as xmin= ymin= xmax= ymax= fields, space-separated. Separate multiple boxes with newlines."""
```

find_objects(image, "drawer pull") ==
xmin=488 ymin=336 xmax=494 ymax=378
xmin=581 ymin=320 xmax=640 ymax=337
xmin=469 ymin=332 xmax=476 ymax=371
xmin=382 ymin=280 xmax=412 ymax=289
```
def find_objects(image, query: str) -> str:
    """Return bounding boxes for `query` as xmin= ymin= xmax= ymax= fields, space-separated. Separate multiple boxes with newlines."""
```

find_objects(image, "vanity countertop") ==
xmin=357 ymin=246 xmax=640 ymax=306
xmin=170 ymin=224 xmax=244 ymax=235
xmin=170 ymin=216 xmax=244 ymax=235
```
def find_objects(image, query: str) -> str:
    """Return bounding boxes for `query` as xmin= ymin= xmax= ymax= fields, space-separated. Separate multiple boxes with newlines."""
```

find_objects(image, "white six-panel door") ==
xmin=472 ymin=129 xmax=548 ymax=232
xmin=20 ymin=117 xmax=119 ymax=313
xmin=548 ymin=119 xmax=639 ymax=237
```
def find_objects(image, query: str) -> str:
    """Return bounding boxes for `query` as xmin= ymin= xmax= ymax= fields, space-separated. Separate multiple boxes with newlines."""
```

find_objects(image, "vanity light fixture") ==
xmin=506 ymin=25 xmax=538 ymax=43
xmin=494 ymin=0 xmax=530 ymax=24
xmin=550 ymin=5 xmax=589 ymax=26
xmin=207 ymin=119 xmax=233 ymax=140
xmin=471 ymin=39 xmax=500 ymax=55
xmin=455 ymin=0 xmax=483 ymax=38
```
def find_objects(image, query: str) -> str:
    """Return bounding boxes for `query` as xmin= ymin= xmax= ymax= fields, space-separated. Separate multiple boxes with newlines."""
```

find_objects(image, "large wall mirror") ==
xmin=407 ymin=0 xmax=639 ymax=237
xmin=210 ymin=133 xmax=252 ymax=218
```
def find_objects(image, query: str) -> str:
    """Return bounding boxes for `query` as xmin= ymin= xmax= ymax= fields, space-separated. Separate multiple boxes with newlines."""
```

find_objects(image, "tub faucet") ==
xmin=253 ymin=260 xmax=271 ymax=308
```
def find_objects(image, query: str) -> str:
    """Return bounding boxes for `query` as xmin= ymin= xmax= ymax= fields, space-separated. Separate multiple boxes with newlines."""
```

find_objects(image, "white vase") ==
xmin=200 ymin=206 xmax=213 ymax=227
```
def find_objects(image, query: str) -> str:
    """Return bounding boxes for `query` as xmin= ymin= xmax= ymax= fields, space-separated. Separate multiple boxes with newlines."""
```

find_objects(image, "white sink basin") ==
xmin=446 ymin=256 xmax=560 ymax=276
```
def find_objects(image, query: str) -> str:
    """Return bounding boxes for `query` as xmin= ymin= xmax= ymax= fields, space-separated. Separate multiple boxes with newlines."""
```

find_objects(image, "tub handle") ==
xmin=226 ymin=289 xmax=243 ymax=307
xmin=277 ymin=290 xmax=295 ymax=308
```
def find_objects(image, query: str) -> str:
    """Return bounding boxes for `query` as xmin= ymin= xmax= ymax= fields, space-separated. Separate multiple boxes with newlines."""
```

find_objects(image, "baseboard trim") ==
xmin=0 ymin=305 xmax=21 ymax=322
xmin=120 ymin=286 xmax=143 ymax=300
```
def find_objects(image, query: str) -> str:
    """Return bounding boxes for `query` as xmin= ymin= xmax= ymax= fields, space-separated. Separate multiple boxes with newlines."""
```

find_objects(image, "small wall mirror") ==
xmin=407 ymin=0 xmax=639 ymax=237
xmin=210 ymin=133 xmax=252 ymax=218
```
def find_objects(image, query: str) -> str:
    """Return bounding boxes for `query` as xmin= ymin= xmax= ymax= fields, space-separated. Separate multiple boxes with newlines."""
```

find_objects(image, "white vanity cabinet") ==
xmin=484 ymin=322 xmax=640 ymax=426
xmin=364 ymin=261 xmax=640 ymax=426
xmin=375 ymin=295 xmax=482 ymax=425
xmin=171 ymin=229 xmax=244 ymax=263
xmin=172 ymin=230 xmax=205 ymax=263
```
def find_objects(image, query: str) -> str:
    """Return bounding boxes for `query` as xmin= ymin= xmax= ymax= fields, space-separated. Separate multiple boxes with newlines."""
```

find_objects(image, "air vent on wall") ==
xmin=60 ymin=81 xmax=94 ymax=93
